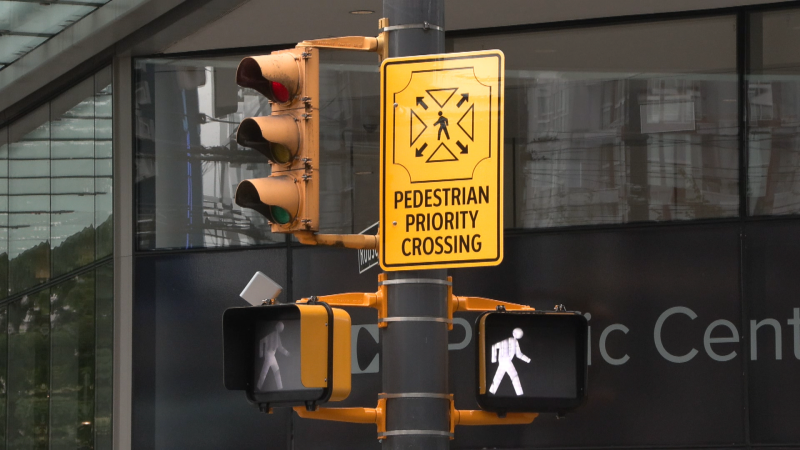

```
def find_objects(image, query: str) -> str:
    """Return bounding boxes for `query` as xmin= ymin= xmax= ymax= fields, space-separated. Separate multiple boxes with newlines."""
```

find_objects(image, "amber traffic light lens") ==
xmin=269 ymin=142 xmax=293 ymax=164
xmin=236 ymin=118 xmax=298 ymax=165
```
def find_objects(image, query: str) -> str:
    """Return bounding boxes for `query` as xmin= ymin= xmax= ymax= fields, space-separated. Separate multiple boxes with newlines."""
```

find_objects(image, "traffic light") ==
xmin=223 ymin=301 xmax=350 ymax=410
xmin=475 ymin=311 xmax=588 ymax=413
xmin=234 ymin=46 xmax=319 ymax=232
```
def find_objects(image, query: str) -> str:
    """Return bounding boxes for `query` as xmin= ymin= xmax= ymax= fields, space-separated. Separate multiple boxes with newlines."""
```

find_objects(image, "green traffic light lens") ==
xmin=270 ymin=206 xmax=292 ymax=224
xmin=269 ymin=142 xmax=293 ymax=164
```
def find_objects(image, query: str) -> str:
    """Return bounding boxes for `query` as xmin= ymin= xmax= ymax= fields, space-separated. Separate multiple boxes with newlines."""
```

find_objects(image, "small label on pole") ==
xmin=358 ymin=222 xmax=380 ymax=274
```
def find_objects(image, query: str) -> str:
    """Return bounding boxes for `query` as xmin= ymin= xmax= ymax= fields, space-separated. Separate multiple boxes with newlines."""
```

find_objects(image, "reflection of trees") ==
xmin=0 ymin=308 xmax=7 ymax=447
xmin=0 ymin=240 xmax=113 ymax=448
xmin=0 ymin=261 xmax=113 ymax=450
xmin=3 ymin=215 xmax=113 ymax=296
xmin=9 ymin=244 xmax=50 ymax=295
xmin=94 ymin=264 xmax=113 ymax=450
xmin=50 ymin=272 xmax=95 ymax=450
xmin=8 ymin=291 xmax=50 ymax=450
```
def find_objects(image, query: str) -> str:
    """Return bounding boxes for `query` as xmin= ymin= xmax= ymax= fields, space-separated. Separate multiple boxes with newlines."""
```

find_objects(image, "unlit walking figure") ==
xmin=434 ymin=111 xmax=450 ymax=140
xmin=489 ymin=328 xmax=531 ymax=396
xmin=257 ymin=321 xmax=290 ymax=390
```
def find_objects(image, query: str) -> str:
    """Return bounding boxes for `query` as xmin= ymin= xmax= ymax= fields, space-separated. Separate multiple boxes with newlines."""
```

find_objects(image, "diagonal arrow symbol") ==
xmin=456 ymin=141 xmax=468 ymax=154
xmin=416 ymin=97 xmax=428 ymax=110
xmin=416 ymin=142 xmax=428 ymax=157
xmin=457 ymin=93 xmax=469 ymax=108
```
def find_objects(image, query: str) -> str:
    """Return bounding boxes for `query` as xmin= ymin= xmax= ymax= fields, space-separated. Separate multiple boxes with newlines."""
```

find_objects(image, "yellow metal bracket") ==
xmin=293 ymin=275 xmax=537 ymax=441
xmin=448 ymin=395 xmax=537 ymax=438
xmin=294 ymin=231 xmax=378 ymax=250
xmin=295 ymin=17 xmax=390 ymax=62
xmin=288 ymin=20 xmax=392 ymax=249
xmin=293 ymin=398 xmax=387 ymax=438
xmin=377 ymin=18 xmax=390 ymax=62
xmin=293 ymin=395 xmax=535 ymax=441
xmin=446 ymin=276 xmax=535 ymax=330
xmin=296 ymin=274 xmax=390 ymax=327
xmin=297 ymin=274 xmax=534 ymax=330
xmin=297 ymin=36 xmax=379 ymax=52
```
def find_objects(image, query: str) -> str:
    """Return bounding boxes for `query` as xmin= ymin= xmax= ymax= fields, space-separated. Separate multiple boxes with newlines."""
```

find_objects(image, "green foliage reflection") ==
xmin=8 ymin=291 xmax=50 ymax=450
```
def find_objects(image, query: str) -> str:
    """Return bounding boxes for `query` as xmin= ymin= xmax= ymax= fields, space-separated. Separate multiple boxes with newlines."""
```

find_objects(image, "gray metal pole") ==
xmin=381 ymin=2 xmax=448 ymax=449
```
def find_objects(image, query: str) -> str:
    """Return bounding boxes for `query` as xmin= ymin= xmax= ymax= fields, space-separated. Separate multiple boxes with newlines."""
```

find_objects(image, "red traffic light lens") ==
xmin=270 ymin=82 xmax=290 ymax=103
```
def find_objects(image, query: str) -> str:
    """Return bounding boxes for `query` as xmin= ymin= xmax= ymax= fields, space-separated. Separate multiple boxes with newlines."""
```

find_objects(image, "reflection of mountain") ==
xmin=0 ymin=215 xmax=113 ymax=297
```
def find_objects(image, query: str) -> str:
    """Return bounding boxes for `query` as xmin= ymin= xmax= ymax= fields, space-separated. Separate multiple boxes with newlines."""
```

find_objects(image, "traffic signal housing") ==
xmin=476 ymin=310 xmax=588 ymax=414
xmin=234 ymin=46 xmax=319 ymax=233
xmin=223 ymin=302 xmax=350 ymax=410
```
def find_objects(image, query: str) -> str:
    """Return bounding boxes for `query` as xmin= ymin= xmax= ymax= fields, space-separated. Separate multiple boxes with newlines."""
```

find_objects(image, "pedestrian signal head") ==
xmin=223 ymin=302 xmax=351 ymax=410
xmin=476 ymin=310 xmax=588 ymax=413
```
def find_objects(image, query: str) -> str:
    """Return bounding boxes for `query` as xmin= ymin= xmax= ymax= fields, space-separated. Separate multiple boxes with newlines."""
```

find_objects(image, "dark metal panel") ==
xmin=133 ymin=247 xmax=289 ymax=450
xmin=744 ymin=221 xmax=800 ymax=444
xmin=290 ymin=245 xmax=382 ymax=450
xmin=451 ymin=223 xmax=745 ymax=447
xmin=125 ymin=217 xmax=800 ymax=449
xmin=289 ymin=223 xmax=747 ymax=448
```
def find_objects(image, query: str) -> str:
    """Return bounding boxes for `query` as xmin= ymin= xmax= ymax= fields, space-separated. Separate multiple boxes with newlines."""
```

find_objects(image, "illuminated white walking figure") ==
xmin=489 ymin=328 xmax=530 ymax=395
xmin=257 ymin=322 xmax=290 ymax=390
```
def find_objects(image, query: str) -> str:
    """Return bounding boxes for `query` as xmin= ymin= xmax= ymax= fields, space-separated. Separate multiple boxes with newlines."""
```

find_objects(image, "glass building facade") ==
xmin=0 ymin=67 xmax=113 ymax=449
xmin=4 ymin=2 xmax=800 ymax=450
xmin=134 ymin=51 xmax=380 ymax=250
xmin=747 ymin=8 xmax=800 ymax=216
xmin=134 ymin=12 xmax=800 ymax=247
xmin=451 ymin=16 xmax=740 ymax=228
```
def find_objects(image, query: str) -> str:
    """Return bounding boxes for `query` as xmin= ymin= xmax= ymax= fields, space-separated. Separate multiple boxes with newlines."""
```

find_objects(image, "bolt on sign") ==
xmin=380 ymin=50 xmax=505 ymax=270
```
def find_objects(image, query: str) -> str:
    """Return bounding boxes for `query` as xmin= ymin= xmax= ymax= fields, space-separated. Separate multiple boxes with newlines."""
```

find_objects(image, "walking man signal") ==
xmin=489 ymin=328 xmax=531 ymax=396
xmin=257 ymin=321 xmax=290 ymax=390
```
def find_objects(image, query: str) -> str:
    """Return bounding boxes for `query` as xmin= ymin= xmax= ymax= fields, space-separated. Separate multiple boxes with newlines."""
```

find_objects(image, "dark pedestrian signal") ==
xmin=223 ymin=302 xmax=350 ymax=410
xmin=476 ymin=310 xmax=588 ymax=413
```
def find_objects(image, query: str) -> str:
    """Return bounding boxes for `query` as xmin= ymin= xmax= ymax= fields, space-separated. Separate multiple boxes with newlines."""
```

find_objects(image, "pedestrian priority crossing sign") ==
xmin=380 ymin=50 xmax=504 ymax=271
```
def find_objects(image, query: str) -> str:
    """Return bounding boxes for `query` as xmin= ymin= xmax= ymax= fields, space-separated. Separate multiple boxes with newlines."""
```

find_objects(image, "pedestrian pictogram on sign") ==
xmin=380 ymin=50 xmax=504 ymax=270
xmin=393 ymin=66 xmax=492 ymax=183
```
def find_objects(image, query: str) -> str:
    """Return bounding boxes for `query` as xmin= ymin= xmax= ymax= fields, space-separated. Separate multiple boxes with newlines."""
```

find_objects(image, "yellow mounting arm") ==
xmin=296 ymin=274 xmax=389 ymax=325
xmin=293 ymin=274 xmax=538 ymax=440
xmin=297 ymin=18 xmax=390 ymax=62
xmin=293 ymin=399 xmax=387 ymax=438
xmin=445 ymin=277 xmax=535 ymax=329
xmin=292 ymin=396 xmax=535 ymax=441
xmin=294 ymin=231 xmax=378 ymax=250
xmin=297 ymin=275 xmax=534 ymax=329
xmin=450 ymin=397 xmax=538 ymax=438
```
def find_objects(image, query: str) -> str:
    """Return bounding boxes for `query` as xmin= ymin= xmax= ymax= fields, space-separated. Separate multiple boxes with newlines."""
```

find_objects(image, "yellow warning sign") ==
xmin=380 ymin=50 xmax=504 ymax=271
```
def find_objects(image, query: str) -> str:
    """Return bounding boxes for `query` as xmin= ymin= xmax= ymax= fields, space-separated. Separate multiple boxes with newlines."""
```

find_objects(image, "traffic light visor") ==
xmin=237 ymin=115 xmax=300 ymax=164
xmin=235 ymin=176 xmax=300 ymax=225
xmin=236 ymin=53 xmax=299 ymax=104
